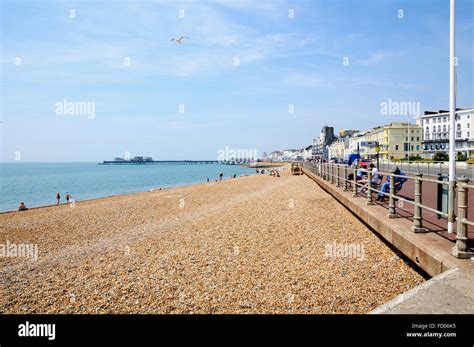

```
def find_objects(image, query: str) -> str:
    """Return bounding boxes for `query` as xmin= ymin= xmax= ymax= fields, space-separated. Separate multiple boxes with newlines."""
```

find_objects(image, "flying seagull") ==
xmin=171 ymin=36 xmax=189 ymax=44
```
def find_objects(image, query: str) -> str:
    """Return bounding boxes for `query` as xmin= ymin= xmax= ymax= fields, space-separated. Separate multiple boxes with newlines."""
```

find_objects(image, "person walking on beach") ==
xmin=65 ymin=192 xmax=71 ymax=203
xmin=56 ymin=192 xmax=61 ymax=205
xmin=219 ymin=172 xmax=223 ymax=182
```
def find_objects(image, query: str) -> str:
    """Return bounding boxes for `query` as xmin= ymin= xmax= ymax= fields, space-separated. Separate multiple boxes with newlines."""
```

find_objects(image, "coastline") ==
xmin=0 ymin=173 xmax=260 ymax=215
xmin=0 ymin=162 xmax=276 ymax=214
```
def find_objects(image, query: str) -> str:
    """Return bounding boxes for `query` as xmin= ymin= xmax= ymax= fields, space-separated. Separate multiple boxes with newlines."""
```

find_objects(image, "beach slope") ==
xmin=0 ymin=171 xmax=424 ymax=313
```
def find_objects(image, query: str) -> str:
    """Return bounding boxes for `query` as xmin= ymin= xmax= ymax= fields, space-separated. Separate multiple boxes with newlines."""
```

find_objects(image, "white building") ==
xmin=312 ymin=126 xmax=335 ymax=160
xmin=348 ymin=131 xmax=371 ymax=158
xmin=266 ymin=151 xmax=283 ymax=161
xmin=327 ymin=140 xmax=345 ymax=160
xmin=421 ymin=108 xmax=474 ymax=158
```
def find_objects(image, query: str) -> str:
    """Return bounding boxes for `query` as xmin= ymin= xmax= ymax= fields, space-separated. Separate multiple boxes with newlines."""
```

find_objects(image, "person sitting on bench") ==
xmin=376 ymin=167 xmax=407 ymax=202
xmin=348 ymin=164 xmax=367 ymax=181
xmin=358 ymin=164 xmax=379 ymax=192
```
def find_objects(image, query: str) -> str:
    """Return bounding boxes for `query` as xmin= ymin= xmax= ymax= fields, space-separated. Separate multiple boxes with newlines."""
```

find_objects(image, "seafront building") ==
xmin=312 ymin=126 xmax=336 ymax=160
xmin=347 ymin=122 xmax=423 ymax=160
xmin=327 ymin=140 xmax=345 ymax=161
xmin=298 ymin=145 xmax=314 ymax=160
xmin=268 ymin=108 xmax=474 ymax=162
xmin=421 ymin=108 xmax=474 ymax=158
xmin=338 ymin=129 xmax=359 ymax=138
xmin=266 ymin=151 xmax=283 ymax=161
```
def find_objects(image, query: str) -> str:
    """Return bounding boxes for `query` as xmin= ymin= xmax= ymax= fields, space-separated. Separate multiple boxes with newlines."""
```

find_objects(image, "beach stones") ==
xmin=0 ymin=169 xmax=425 ymax=313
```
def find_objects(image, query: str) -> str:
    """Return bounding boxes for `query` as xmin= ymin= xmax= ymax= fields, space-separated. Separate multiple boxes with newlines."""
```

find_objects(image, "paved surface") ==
xmin=371 ymin=268 xmax=474 ymax=314
xmin=379 ymin=161 xmax=474 ymax=179
xmin=352 ymin=172 xmax=474 ymax=247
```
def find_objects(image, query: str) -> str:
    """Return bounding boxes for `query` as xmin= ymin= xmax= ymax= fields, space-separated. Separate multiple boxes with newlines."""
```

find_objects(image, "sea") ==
xmin=0 ymin=163 xmax=256 ymax=212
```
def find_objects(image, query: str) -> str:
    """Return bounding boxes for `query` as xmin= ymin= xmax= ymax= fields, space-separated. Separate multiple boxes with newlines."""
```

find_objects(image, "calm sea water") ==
xmin=0 ymin=163 xmax=255 ymax=212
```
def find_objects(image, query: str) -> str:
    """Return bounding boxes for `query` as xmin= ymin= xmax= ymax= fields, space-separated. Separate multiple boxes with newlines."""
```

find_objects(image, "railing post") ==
xmin=453 ymin=177 xmax=473 ymax=258
xmin=366 ymin=170 xmax=373 ymax=205
xmin=336 ymin=165 xmax=340 ymax=187
xmin=412 ymin=173 xmax=427 ymax=233
xmin=352 ymin=167 xmax=357 ymax=197
xmin=388 ymin=171 xmax=397 ymax=218
xmin=343 ymin=166 xmax=348 ymax=191
xmin=330 ymin=164 xmax=334 ymax=184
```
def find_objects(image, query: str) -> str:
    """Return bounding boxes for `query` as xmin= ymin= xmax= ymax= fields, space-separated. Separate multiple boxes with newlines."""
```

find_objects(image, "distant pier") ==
xmin=100 ymin=160 xmax=220 ymax=165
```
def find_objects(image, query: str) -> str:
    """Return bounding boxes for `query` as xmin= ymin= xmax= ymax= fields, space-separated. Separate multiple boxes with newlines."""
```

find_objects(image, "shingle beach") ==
xmin=0 ymin=169 xmax=425 ymax=313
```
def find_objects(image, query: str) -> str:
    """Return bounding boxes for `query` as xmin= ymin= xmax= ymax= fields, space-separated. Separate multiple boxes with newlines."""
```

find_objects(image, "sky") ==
xmin=1 ymin=0 xmax=473 ymax=162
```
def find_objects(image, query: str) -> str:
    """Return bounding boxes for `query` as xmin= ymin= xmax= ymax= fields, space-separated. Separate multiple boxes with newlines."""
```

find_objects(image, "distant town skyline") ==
xmin=1 ymin=0 xmax=473 ymax=162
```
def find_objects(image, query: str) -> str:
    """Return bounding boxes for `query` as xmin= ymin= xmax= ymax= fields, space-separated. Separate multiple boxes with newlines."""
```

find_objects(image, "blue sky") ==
xmin=1 ymin=0 xmax=473 ymax=162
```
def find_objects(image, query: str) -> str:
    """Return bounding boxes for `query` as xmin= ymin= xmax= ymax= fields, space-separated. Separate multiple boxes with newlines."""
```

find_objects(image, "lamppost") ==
xmin=448 ymin=0 xmax=456 ymax=233
xmin=407 ymin=117 xmax=410 ymax=160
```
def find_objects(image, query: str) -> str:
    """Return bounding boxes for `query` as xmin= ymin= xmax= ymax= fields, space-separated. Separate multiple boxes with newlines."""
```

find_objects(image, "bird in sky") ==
xmin=171 ymin=36 xmax=189 ymax=44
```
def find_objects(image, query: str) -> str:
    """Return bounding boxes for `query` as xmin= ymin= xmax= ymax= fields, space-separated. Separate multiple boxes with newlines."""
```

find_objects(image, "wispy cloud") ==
xmin=356 ymin=51 xmax=404 ymax=66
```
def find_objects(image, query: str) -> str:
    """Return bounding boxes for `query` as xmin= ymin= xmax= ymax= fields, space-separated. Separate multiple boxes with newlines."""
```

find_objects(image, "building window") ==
xmin=433 ymin=126 xmax=436 ymax=132
xmin=468 ymin=132 xmax=470 ymax=138
xmin=395 ymin=145 xmax=399 ymax=150
xmin=417 ymin=137 xmax=420 ymax=141
xmin=457 ymin=123 xmax=461 ymax=131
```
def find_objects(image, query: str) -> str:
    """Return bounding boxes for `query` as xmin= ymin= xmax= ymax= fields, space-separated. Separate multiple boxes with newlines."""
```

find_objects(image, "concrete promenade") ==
xmin=303 ymin=167 xmax=474 ymax=313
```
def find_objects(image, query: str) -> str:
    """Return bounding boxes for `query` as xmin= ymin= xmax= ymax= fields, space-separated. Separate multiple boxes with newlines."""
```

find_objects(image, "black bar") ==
xmin=0 ymin=314 xmax=472 ymax=346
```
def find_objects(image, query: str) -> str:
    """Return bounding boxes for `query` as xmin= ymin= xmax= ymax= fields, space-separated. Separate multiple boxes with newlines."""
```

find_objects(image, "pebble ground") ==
xmin=0 ymin=170 xmax=425 ymax=313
